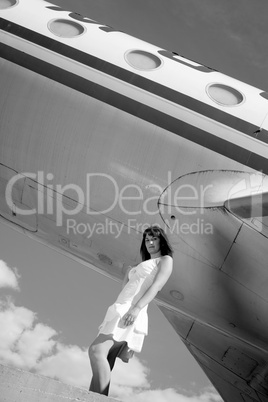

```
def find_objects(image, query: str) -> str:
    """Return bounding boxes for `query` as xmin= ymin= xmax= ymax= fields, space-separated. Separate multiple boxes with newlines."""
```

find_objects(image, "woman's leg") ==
xmin=88 ymin=334 xmax=125 ymax=395
xmin=88 ymin=334 xmax=114 ymax=395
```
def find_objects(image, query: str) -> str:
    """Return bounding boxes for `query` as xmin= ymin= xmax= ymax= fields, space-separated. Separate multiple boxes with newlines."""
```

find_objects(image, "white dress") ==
xmin=97 ymin=257 xmax=161 ymax=353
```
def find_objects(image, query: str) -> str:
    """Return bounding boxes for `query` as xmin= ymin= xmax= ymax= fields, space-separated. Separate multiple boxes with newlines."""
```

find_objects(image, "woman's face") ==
xmin=145 ymin=234 xmax=161 ymax=256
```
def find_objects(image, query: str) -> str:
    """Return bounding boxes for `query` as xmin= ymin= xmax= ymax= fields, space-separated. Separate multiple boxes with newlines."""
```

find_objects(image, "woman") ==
xmin=88 ymin=226 xmax=173 ymax=395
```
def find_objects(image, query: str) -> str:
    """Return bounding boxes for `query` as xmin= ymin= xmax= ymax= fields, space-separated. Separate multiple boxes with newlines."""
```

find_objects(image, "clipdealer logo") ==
xmin=7 ymin=170 xmax=253 ymax=237
xmin=5 ymin=170 xmax=266 ymax=238
xmin=5 ymin=171 xmax=214 ymax=230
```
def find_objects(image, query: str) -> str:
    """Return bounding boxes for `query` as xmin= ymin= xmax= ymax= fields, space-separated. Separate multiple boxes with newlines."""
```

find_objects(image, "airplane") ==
xmin=1 ymin=0 xmax=268 ymax=401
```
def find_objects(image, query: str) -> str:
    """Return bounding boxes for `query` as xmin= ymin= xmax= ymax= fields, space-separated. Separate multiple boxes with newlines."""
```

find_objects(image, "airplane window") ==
xmin=0 ymin=0 xmax=18 ymax=9
xmin=125 ymin=50 xmax=162 ymax=71
xmin=207 ymin=83 xmax=244 ymax=106
xmin=48 ymin=19 xmax=85 ymax=38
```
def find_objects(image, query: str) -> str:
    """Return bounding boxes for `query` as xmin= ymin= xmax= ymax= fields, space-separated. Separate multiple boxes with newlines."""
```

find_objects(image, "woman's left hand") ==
xmin=123 ymin=306 xmax=141 ymax=327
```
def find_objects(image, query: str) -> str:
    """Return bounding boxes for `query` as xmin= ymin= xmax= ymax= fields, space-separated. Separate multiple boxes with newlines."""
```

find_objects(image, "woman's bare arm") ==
xmin=135 ymin=255 xmax=173 ymax=309
xmin=123 ymin=255 xmax=173 ymax=326
xmin=121 ymin=266 xmax=132 ymax=290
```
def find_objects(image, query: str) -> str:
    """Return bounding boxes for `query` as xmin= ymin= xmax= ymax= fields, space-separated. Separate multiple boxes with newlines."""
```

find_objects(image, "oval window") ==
xmin=48 ymin=19 xmax=85 ymax=38
xmin=0 ymin=0 xmax=18 ymax=9
xmin=125 ymin=50 xmax=162 ymax=70
xmin=207 ymin=83 xmax=244 ymax=106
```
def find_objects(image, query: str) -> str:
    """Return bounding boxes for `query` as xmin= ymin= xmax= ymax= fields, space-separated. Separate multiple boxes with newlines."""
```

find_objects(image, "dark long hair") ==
xmin=140 ymin=226 xmax=173 ymax=261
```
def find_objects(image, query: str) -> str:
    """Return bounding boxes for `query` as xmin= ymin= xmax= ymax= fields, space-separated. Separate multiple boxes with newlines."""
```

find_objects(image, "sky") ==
xmin=1 ymin=0 xmax=268 ymax=401
xmin=0 ymin=224 xmax=221 ymax=402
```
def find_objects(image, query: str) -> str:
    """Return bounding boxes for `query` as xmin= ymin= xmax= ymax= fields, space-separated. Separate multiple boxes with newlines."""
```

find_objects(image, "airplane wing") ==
xmin=157 ymin=304 xmax=268 ymax=402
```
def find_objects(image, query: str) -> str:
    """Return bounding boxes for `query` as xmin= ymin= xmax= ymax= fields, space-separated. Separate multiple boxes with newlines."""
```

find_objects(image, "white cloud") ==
xmin=111 ymin=360 xmax=222 ymax=402
xmin=17 ymin=323 xmax=57 ymax=368
xmin=36 ymin=343 xmax=90 ymax=388
xmin=110 ymin=357 xmax=151 ymax=399
xmin=112 ymin=356 xmax=150 ymax=388
xmin=0 ymin=301 xmax=34 ymax=366
xmin=0 ymin=300 xmax=53 ymax=369
xmin=112 ymin=386 xmax=222 ymax=402
xmin=0 ymin=261 xmax=223 ymax=402
xmin=0 ymin=260 xmax=20 ymax=290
